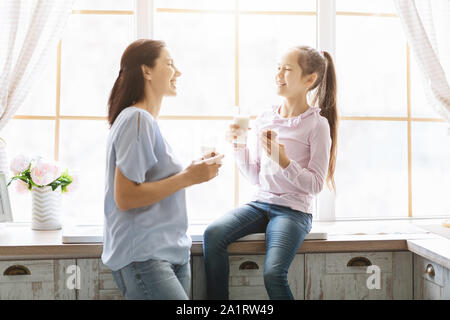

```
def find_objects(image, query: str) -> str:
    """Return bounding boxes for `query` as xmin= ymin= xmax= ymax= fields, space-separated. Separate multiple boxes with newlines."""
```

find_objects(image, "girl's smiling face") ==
xmin=275 ymin=49 xmax=317 ymax=98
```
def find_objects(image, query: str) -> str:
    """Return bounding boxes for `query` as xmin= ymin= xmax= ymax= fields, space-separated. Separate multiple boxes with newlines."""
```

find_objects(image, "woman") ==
xmin=203 ymin=46 xmax=338 ymax=300
xmin=103 ymin=39 xmax=223 ymax=300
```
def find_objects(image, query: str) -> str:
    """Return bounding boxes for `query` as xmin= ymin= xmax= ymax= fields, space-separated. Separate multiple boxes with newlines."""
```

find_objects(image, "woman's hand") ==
xmin=259 ymin=129 xmax=290 ymax=169
xmin=183 ymin=154 xmax=224 ymax=186
xmin=225 ymin=124 xmax=251 ymax=150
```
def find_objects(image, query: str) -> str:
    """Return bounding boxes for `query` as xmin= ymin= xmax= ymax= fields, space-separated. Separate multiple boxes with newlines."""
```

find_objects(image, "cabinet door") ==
xmin=0 ymin=259 xmax=76 ymax=300
xmin=76 ymin=258 xmax=123 ymax=300
xmin=305 ymin=251 xmax=412 ymax=300
xmin=192 ymin=254 xmax=304 ymax=300
xmin=414 ymin=254 xmax=450 ymax=300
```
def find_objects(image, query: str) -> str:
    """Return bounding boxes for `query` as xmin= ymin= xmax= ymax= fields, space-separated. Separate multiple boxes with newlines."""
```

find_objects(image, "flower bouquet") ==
xmin=7 ymin=155 xmax=79 ymax=230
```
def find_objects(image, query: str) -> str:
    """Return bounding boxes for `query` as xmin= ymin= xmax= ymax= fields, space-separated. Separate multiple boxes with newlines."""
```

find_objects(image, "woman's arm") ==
xmin=114 ymin=157 xmax=223 ymax=211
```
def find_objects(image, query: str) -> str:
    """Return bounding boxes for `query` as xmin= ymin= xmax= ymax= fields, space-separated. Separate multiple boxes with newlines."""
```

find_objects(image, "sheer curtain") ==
xmin=0 ymin=0 xmax=73 ymax=173
xmin=394 ymin=0 xmax=450 ymax=121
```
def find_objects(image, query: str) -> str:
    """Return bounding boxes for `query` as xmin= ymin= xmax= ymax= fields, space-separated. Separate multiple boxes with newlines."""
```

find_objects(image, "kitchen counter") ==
xmin=1 ymin=219 xmax=449 ymax=269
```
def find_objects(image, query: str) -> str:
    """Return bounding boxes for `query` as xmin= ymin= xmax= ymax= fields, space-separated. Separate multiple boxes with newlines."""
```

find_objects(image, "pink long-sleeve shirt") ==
xmin=234 ymin=105 xmax=331 ymax=214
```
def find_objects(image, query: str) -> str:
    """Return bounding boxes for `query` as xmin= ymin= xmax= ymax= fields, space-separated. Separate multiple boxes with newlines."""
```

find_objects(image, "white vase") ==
xmin=31 ymin=186 xmax=62 ymax=230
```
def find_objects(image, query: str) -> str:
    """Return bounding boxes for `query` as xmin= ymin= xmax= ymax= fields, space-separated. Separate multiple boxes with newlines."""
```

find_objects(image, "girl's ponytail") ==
xmin=316 ymin=51 xmax=338 ymax=192
xmin=295 ymin=46 xmax=338 ymax=192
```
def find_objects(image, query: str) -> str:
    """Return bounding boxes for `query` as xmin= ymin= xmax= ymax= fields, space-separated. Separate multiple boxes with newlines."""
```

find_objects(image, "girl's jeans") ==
xmin=203 ymin=200 xmax=312 ymax=300
xmin=112 ymin=258 xmax=191 ymax=300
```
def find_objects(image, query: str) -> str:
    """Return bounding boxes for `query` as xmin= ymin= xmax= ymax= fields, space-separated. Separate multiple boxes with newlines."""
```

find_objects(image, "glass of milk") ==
xmin=233 ymin=106 xmax=250 ymax=145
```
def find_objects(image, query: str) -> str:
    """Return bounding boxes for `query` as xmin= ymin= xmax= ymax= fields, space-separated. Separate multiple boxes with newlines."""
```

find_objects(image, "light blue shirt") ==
xmin=102 ymin=107 xmax=192 ymax=271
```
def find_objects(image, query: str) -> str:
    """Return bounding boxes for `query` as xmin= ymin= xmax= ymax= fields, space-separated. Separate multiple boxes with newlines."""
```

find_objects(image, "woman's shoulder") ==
xmin=114 ymin=107 xmax=156 ymax=130
xmin=120 ymin=106 xmax=155 ymax=123
xmin=110 ymin=107 xmax=158 ymax=144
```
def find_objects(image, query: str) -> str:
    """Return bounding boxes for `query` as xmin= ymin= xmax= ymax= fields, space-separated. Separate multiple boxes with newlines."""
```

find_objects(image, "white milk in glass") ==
xmin=233 ymin=106 xmax=250 ymax=145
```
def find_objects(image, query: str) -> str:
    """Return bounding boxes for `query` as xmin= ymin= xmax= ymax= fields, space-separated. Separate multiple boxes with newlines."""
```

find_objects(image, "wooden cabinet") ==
xmin=0 ymin=259 xmax=76 ymax=300
xmin=2 ymin=252 xmax=449 ymax=300
xmin=304 ymin=251 xmax=413 ymax=300
xmin=414 ymin=254 xmax=450 ymax=300
xmin=76 ymin=258 xmax=123 ymax=300
xmin=192 ymin=254 xmax=304 ymax=300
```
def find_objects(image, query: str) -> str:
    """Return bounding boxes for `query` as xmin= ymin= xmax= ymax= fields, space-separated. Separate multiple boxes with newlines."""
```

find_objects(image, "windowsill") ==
xmin=1 ymin=218 xmax=449 ymax=269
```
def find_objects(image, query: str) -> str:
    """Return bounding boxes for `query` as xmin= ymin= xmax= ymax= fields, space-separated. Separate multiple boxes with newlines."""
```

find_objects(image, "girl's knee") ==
xmin=263 ymin=266 xmax=287 ymax=286
xmin=203 ymin=222 xmax=227 ymax=246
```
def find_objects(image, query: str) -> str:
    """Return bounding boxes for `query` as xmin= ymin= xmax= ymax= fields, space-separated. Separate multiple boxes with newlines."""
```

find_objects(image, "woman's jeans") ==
xmin=111 ymin=259 xmax=191 ymax=300
xmin=203 ymin=200 xmax=312 ymax=300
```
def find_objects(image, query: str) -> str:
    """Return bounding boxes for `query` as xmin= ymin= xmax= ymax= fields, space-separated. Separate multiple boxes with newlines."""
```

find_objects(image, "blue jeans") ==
xmin=111 ymin=258 xmax=191 ymax=300
xmin=203 ymin=201 xmax=312 ymax=300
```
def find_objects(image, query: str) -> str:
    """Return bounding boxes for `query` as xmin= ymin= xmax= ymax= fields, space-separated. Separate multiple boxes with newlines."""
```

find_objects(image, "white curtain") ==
xmin=393 ymin=0 xmax=450 ymax=121
xmin=0 ymin=0 xmax=73 ymax=172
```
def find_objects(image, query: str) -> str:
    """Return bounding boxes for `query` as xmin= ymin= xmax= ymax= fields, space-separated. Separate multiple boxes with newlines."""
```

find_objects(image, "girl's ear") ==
xmin=141 ymin=65 xmax=152 ymax=81
xmin=305 ymin=72 xmax=317 ymax=89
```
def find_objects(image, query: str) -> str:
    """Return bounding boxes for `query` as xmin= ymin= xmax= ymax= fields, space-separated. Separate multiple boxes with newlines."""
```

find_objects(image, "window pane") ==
xmin=240 ymin=14 xmax=316 ymax=115
xmin=59 ymin=120 xmax=109 ymax=225
xmin=335 ymin=121 xmax=408 ymax=218
xmin=16 ymin=46 xmax=57 ymax=116
xmin=412 ymin=122 xmax=450 ymax=216
xmin=3 ymin=120 xmax=54 ymax=222
xmin=336 ymin=16 xmax=406 ymax=116
xmin=336 ymin=0 xmax=396 ymax=14
xmin=410 ymin=56 xmax=442 ymax=118
xmin=61 ymin=14 xmax=134 ymax=116
xmin=239 ymin=0 xmax=316 ymax=11
xmin=155 ymin=13 xmax=235 ymax=115
xmin=158 ymin=119 xmax=235 ymax=223
xmin=73 ymin=0 xmax=135 ymax=11
xmin=155 ymin=0 xmax=234 ymax=10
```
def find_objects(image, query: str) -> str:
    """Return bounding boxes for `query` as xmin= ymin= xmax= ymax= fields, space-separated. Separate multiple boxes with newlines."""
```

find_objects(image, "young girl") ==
xmin=103 ymin=39 xmax=223 ymax=300
xmin=203 ymin=46 xmax=338 ymax=300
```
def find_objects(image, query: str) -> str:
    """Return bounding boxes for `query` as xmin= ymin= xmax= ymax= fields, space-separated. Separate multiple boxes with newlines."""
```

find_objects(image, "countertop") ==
xmin=1 ymin=219 xmax=449 ymax=269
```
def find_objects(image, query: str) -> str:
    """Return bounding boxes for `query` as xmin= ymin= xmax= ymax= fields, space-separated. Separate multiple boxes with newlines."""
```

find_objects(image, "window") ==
xmin=334 ymin=0 xmax=449 ymax=219
xmin=153 ymin=0 xmax=317 ymax=223
xmin=4 ymin=0 xmax=136 ymax=224
xmin=4 ymin=0 xmax=448 ymax=225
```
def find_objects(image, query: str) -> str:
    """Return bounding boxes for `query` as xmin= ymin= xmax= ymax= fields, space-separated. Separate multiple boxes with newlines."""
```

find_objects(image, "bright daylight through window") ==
xmin=3 ymin=0 xmax=449 ymax=225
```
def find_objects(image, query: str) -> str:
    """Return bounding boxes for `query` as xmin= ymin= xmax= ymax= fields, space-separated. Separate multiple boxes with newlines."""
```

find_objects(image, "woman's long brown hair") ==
xmin=294 ymin=46 xmax=338 ymax=192
xmin=107 ymin=39 xmax=166 ymax=127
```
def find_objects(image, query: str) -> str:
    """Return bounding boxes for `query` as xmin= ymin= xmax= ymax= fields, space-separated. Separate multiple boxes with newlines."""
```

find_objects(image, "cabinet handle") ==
xmin=425 ymin=264 xmax=435 ymax=277
xmin=3 ymin=265 xmax=31 ymax=276
xmin=239 ymin=261 xmax=259 ymax=270
xmin=347 ymin=257 xmax=372 ymax=267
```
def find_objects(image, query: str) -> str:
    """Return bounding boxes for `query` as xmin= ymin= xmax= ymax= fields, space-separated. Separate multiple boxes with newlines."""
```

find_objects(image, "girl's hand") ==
xmin=259 ymin=129 xmax=290 ymax=169
xmin=225 ymin=124 xmax=251 ymax=150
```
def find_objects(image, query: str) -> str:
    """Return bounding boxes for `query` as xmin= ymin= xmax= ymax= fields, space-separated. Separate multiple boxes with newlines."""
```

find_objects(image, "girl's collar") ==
xmin=271 ymin=105 xmax=320 ymax=127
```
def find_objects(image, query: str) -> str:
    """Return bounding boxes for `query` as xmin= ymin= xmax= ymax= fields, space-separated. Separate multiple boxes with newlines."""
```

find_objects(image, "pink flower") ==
xmin=30 ymin=159 xmax=61 ymax=186
xmin=10 ymin=154 xmax=31 ymax=175
xmin=15 ymin=180 xmax=29 ymax=194
xmin=66 ymin=173 xmax=79 ymax=193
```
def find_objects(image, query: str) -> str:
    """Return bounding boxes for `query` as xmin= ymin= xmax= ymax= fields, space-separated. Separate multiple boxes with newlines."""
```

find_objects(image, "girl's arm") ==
xmin=233 ymin=144 xmax=261 ymax=185
xmin=280 ymin=120 xmax=331 ymax=194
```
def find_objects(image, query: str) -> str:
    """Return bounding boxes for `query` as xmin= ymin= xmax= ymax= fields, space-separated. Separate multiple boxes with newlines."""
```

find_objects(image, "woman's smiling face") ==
xmin=149 ymin=47 xmax=182 ymax=97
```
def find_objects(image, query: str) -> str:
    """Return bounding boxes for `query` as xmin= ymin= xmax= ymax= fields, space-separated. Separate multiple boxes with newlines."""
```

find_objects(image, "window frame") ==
xmin=12 ymin=0 xmax=448 ymax=224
